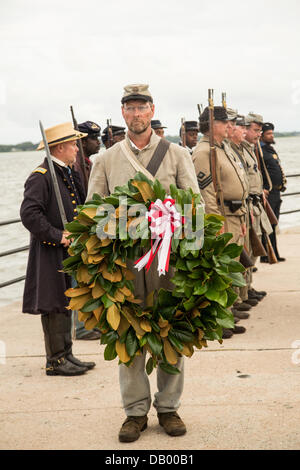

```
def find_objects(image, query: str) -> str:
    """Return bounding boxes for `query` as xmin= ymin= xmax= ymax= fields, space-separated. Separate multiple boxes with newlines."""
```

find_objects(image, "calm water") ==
xmin=0 ymin=136 xmax=299 ymax=307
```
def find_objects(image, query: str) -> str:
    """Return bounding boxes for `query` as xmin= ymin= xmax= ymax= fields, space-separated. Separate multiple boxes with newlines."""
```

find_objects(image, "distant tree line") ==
xmin=0 ymin=132 xmax=299 ymax=152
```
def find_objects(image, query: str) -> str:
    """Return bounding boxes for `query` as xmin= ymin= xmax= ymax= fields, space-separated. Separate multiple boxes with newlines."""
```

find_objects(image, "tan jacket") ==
xmin=240 ymin=141 xmax=263 ymax=195
xmin=87 ymin=130 xmax=200 ymax=198
xmin=192 ymin=136 xmax=248 ymax=216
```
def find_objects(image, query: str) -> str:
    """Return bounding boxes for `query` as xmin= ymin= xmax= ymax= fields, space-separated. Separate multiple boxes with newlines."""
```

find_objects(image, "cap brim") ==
xmin=122 ymin=94 xmax=153 ymax=104
xmin=37 ymin=131 xmax=88 ymax=150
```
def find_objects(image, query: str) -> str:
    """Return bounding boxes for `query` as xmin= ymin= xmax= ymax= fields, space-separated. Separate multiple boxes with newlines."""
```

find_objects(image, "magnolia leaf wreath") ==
xmin=63 ymin=172 xmax=246 ymax=375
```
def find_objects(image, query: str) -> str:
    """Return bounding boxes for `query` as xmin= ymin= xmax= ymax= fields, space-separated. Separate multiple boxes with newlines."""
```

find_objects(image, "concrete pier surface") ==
xmin=0 ymin=227 xmax=300 ymax=450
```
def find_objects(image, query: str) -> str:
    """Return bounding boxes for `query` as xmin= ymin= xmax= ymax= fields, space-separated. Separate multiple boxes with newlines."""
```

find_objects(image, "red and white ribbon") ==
xmin=134 ymin=197 xmax=183 ymax=276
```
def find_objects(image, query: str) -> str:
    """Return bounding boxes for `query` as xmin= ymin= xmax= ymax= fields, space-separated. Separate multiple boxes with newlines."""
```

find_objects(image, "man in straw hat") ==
xmin=20 ymin=122 xmax=96 ymax=376
xmin=87 ymin=84 xmax=202 ymax=442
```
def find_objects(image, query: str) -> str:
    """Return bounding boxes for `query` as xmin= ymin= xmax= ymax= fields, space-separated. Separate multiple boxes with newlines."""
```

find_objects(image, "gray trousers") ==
xmin=119 ymin=353 xmax=184 ymax=416
xmin=120 ymin=257 xmax=184 ymax=416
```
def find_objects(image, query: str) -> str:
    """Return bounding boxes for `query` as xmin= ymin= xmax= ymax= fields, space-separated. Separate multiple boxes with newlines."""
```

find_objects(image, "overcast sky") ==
xmin=0 ymin=0 xmax=299 ymax=144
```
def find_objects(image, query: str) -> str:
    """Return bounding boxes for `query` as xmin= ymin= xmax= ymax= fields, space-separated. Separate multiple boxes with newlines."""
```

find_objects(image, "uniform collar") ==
xmin=126 ymin=129 xmax=160 ymax=153
xmin=51 ymin=155 xmax=67 ymax=168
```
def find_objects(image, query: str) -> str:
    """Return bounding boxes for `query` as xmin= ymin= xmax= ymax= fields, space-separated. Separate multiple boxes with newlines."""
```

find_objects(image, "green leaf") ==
xmin=226 ymin=288 xmax=238 ymax=307
xmin=228 ymin=260 xmax=245 ymax=273
xmin=146 ymin=333 xmax=163 ymax=355
xmin=153 ymin=179 xmax=166 ymax=201
xmin=171 ymin=328 xmax=195 ymax=343
xmin=125 ymin=328 xmax=139 ymax=356
xmin=168 ymin=332 xmax=183 ymax=351
xmin=159 ymin=362 xmax=180 ymax=375
xmin=104 ymin=341 xmax=117 ymax=361
xmin=193 ymin=283 xmax=208 ymax=295
xmin=101 ymin=330 xmax=118 ymax=345
xmin=101 ymin=294 xmax=114 ymax=309
xmin=223 ymin=243 xmax=243 ymax=259
xmin=228 ymin=272 xmax=247 ymax=287
xmin=146 ymin=357 xmax=154 ymax=375
xmin=81 ymin=297 xmax=102 ymax=313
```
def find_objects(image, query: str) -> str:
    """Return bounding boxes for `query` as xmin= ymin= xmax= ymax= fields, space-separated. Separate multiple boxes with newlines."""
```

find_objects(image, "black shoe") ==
xmin=245 ymin=298 xmax=258 ymax=307
xmin=260 ymin=256 xmax=268 ymax=263
xmin=66 ymin=353 xmax=95 ymax=370
xmin=248 ymin=290 xmax=263 ymax=301
xmin=76 ymin=330 xmax=101 ymax=340
xmin=277 ymin=257 xmax=286 ymax=262
xmin=234 ymin=302 xmax=251 ymax=311
xmin=222 ymin=328 xmax=234 ymax=339
xmin=252 ymin=267 xmax=258 ymax=273
xmin=232 ymin=309 xmax=250 ymax=319
xmin=251 ymin=288 xmax=267 ymax=297
xmin=46 ymin=357 xmax=87 ymax=376
xmin=232 ymin=325 xmax=246 ymax=334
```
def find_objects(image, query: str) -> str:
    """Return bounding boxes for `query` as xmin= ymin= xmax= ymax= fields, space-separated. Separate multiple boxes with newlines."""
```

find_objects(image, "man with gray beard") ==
xmin=87 ymin=84 xmax=202 ymax=443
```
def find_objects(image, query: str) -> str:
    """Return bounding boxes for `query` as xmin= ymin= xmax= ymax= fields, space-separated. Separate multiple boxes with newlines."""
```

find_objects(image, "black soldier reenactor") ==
xmin=260 ymin=122 xmax=287 ymax=262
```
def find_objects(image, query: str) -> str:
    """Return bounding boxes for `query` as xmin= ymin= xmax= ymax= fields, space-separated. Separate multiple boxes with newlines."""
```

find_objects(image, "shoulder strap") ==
xmin=146 ymin=138 xmax=170 ymax=176
xmin=120 ymin=140 xmax=155 ymax=181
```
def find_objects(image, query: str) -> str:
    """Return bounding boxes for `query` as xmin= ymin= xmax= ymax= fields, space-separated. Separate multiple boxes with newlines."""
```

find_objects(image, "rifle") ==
xmin=254 ymin=141 xmax=278 ymax=225
xmin=222 ymin=92 xmax=227 ymax=109
xmin=249 ymin=226 xmax=267 ymax=257
xmin=70 ymin=105 xmax=88 ymax=192
xmin=180 ymin=118 xmax=186 ymax=147
xmin=263 ymin=232 xmax=278 ymax=264
xmin=208 ymin=89 xmax=228 ymax=232
xmin=107 ymin=118 xmax=114 ymax=148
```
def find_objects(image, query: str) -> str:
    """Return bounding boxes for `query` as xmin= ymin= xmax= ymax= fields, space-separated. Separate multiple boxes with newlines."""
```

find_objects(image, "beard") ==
xmin=128 ymin=119 xmax=150 ymax=135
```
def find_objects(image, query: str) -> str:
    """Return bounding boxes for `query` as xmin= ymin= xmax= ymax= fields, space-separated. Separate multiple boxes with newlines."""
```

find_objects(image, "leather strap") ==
xmin=120 ymin=140 xmax=155 ymax=181
xmin=146 ymin=138 xmax=170 ymax=176
xmin=120 ymin=138 xmax=170 ymax=181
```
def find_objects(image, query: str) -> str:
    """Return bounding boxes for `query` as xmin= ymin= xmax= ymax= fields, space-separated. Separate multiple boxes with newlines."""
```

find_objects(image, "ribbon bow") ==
xmin=134 ymin=197 xmax=183 ymax=276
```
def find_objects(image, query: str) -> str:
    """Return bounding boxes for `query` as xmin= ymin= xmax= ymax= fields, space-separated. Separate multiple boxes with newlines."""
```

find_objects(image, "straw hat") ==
xmin=37 ymin=122 xmax=87 ymax=150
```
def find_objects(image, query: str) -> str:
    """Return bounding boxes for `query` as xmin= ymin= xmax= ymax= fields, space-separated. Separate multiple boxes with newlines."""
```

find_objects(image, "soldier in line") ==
xmin=20 ymin=122 xmax=96 ymax=376
xmin=75 ymin=120 xmax=101 ymax=183
xmin=243 ymin=113 xmax=271 ymax=300
xmin=101 ymin=125 xmax=126 ymax=149
xmin=151 ymin=119 xmax=167 ymax=137
xmin=224 ymin=109 xmax=253 ymax=314
xmin=179 ymin=121 xmax=199 ymax=154
xmin=87 ymin=83 xmax=202 ymax=443
xmin=231 ymin=115 xmax=272 ymax=305
xmin=192 ymin=106 xmax=249 ymax=339
xmin=260 ymin=122 xmax=287 ymax=262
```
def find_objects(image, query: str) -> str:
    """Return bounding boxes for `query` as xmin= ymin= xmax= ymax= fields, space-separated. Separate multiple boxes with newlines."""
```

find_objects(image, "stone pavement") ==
xmin=0 ymin=228 xmax=300 ymax=450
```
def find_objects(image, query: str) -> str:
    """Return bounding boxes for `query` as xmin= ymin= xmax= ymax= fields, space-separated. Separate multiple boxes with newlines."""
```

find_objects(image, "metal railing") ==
xmin=0 ymin=218 xmax=28 ymax=288
xmin=1 ymin=172 xmax=300 ymax=288
xmin=280 ymin=173 xmax=300 ymax=215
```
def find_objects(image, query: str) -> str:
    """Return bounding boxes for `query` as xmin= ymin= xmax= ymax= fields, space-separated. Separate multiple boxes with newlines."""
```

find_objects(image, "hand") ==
xmin=240 ymin=223 xmax=247 ymax=238
xmin=263 ymin=189 xmax=269 ymax=199
xmin=60 ymin=231 xmax=71 ymax=247
xmin=217 ymin=224 xmax=225 ymax=235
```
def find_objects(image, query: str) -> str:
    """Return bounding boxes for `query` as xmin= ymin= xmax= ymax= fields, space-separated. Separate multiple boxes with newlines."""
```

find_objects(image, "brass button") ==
xmin=74 ymin=209 xmax=77 ymax=213
xmin=53 ymin=243 xmax=56 ymax=246
xmin=72 ymin=200 xmax=76 ymax=204
xmin=70 ymin=193 xmax=75 ymax=196
xmin=48 ymin=242 xmax=51 ymax=245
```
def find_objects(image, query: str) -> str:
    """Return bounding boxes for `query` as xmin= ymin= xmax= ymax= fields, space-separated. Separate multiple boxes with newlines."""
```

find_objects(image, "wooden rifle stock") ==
xmin=240 ymin=246 xmax=254 ymax=268
xmin=107 ymin=118 xmax=114 ymax=148
xmin=181 ymin=118 xmax=186 ymax=147
xmin=265 ymin=233 xmax=278 ymax=264
xmin=70 ymin=105 xmax=88 ymax=192
xmin=264 ymin=198 xmax=278 ymax=226
xmin=249 ymin=226 xmax=267 ymax=257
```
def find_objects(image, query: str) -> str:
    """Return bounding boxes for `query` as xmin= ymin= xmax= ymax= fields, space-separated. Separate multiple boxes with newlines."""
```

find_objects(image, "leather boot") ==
xmin=158 ymin=412 xmax=187 ymax=436
xmin=46 ymin=357 xmax=87 ymax=376
xmin=119 ymin=416 xmax=148 ymax=442
xmin=245 ymin=298 xmax=258 ymax=307
xmin=41 ymin=313 xmax=87 ymax=375
xmin=63 ymin=313 xmax=96 ymax=370
xmin=222 ymin=328 xmax=234 ymax=339
xmin=232 ymin=308 xmax=250 ymax=320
